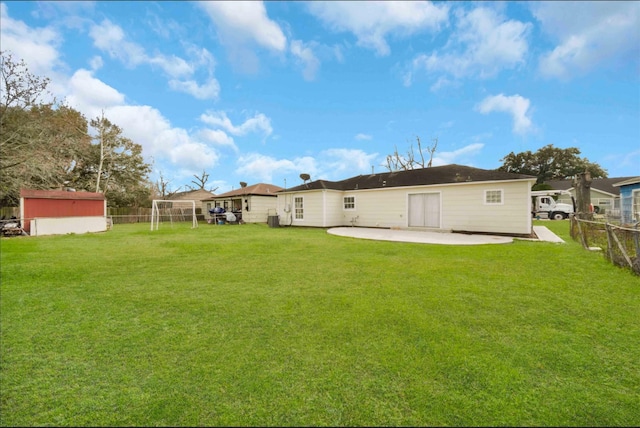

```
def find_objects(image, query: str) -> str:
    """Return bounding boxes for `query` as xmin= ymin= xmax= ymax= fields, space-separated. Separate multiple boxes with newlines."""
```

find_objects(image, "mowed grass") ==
xmin=1 ymin=220 xmax=638 ymax=426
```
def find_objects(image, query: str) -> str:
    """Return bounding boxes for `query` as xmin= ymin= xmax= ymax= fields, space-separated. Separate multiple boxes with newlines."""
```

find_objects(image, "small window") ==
xmin=344 ymin=196 xmax=355 ymax=210
xmin=294 ymin=196 xmax=304 ymax=220
xmin=485 ymin=189 xmax=503 ymax=205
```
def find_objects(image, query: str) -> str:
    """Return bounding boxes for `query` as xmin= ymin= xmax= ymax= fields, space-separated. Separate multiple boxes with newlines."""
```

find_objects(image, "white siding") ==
xmin=243 ymin=196 xmax=278 ymax=223
xmin=440 ymin=181 xmax=532 ymax=234
xmin=30 ymin=216 xmax=108 ymax=236
xmin=323 ymin=191 xmax=345 ymax=227
xmin=350 ymin=188 xmax=409 ymax=228
xmin=278 ymin=179 xmax=534 ymax=235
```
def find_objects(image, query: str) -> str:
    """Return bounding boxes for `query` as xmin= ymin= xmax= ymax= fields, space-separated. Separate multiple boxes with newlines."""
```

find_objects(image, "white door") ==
xmin=408 ymin=193 xmax=440 ymax=227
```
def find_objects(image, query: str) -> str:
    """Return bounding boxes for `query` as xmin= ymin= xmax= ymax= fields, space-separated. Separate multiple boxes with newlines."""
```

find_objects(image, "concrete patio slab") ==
xmin=327 ymin=226 xmax=564 ymax=245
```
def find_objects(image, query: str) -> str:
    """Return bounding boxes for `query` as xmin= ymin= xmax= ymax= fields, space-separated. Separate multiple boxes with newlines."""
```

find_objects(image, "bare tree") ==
xmin=383 ymin=136 xmax=438 ymax=171
xmin=187 ymin=170 xmax=218 ymax=192
xmin=189 ymin=170 xmax=209 ymax=190
xmin=155 ymin=171 xmax=181 ymax=198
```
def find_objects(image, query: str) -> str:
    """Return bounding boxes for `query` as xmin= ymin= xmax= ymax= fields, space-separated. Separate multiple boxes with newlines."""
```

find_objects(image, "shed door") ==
xmin=408 ymin=193 xmax=440 ymax=228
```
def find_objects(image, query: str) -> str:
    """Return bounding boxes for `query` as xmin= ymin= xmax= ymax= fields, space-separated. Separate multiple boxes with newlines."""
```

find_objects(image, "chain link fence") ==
xmin=570 ymin=216 xmax=640 ymax=275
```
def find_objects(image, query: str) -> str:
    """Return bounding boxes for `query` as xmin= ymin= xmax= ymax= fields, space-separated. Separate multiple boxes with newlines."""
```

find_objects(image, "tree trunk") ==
xmin=95 ymin=127 xmax=104 ymax=192
xmin=574 ymin=171 xmax=593 ymax=220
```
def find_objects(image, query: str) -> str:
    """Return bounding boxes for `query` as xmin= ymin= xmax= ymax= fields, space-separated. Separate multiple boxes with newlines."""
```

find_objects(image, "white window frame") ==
xmin=343 ymin=195 xmax=356 ymax=210
xmin=484 ymin=189 xmax=504 ymax=205
xmin=294 ymin=196 xmax=304 ymax=220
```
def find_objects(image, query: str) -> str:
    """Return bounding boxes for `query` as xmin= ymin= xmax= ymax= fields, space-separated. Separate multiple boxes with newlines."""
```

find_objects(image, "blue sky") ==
xmin=1 ymin=1 xmax=638 ymax=193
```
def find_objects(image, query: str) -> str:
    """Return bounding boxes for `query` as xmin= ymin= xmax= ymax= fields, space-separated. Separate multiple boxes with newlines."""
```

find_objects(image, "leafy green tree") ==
xmin=1 ymin=52 xmax=153 ymax=208
xmin=73 ymin=113 xmax=152 ymax=207
xmin=1 ymin=51 xmax=91 ymax=205
xmin=498 ymin=144 xmax=607 ymax=184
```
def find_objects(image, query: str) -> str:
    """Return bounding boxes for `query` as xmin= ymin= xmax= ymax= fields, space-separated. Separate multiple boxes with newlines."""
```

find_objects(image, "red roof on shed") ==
xmin=20 ymin=189 xmax=105 ymax=200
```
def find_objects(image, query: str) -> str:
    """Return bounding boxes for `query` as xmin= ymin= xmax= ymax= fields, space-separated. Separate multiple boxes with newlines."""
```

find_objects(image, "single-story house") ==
xmin=20 ymin=189 xmax=107 ymax=236
xmin=168 ymin=189 xmax=216 ymax=209
xmin=545 ymin=176 xmax=636 ymax=215
xmin=202 ymin=183 xmax=283 ymax=224
xmin=612 ymin=177 xmax=640 ymax=224
xmin=275 ymin=164 xmax=537 ymax=236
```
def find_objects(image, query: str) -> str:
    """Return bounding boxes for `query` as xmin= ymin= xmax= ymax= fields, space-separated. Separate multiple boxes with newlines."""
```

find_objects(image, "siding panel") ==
xmin=278 ymin=179 xmax=533 ymax=235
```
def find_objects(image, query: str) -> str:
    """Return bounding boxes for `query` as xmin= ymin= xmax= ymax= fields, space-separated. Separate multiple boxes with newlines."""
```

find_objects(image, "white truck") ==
xmin=531 ymin=190 xmax=575 ymax=220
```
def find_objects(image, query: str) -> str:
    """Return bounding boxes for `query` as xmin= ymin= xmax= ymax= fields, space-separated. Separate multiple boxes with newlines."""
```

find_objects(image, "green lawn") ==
xmin=1 ymin=220 xmax=638 ymax=426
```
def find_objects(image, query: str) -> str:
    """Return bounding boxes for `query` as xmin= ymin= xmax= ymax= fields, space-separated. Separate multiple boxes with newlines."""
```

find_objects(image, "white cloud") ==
xmin=168 ymin=78 xmax=220 ymax=100
xmin=168 ymin=141 xmax=219 ymax=173
xmin=31 ymin=1 xmax=96 ymax=21
xmin=90 ymin=19 xmax=193 ymax=76
xmin=355 ymin=133 xmax=372 ymax=141
xmin=439 ymin=120 xmax=455 ymax=129
xmin=532 ymin=2 xmax=640 ymax=79
xmin=476 ymin=94 xmax=533 ymax=135
xmin=236 ymin=148 xmax=379 ymax=183
xmin=65 ymin=69 xmax=126 ymax=116
xmin=290 ymin=39 xmax=320 ymax=81
xmin=236 ymin=153 xmax=317 ymax=182
xmin=321 ymin=148 xmax=378 ymax=177
xmin=408 ymin=6 xmax=530 ymax=85
xmin=89 ymin=19 xmax=146 ymax=67
xmin=198 ymin=129 xmax=237 ymax=151
xmin=196 ymin=2 xmax=287 ymax=75
xmin=431 ymin=143 xmax=484 ymax=166
xmin=0 ymin=4 xmax=222 ymax=187
xmin=606 ymin=148 xmax=640 ymax=171
xmin=200 ymin=111 xmax=273 ymax=137
xmin=61 ymin=69 xmax=221 ymax=181
xmin=197 ymin=1 xmax=287 ymax=52
xmin=307 ymin=1 xmax=449 ymax=56
xmin=89 ymin=55 xmax=103 ymax=70
xmin=104 ymin=105 xmax=220 ymax=175
xmin=88 ymin=19 xmax=219 ymax=99
xmin=0 ymin=3 xmax=61 ymax=78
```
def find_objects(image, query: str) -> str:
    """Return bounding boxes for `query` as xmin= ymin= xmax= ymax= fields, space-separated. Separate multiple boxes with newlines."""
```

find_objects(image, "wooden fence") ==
xmin=570 ymin=217 xmax=640 ymax=275
xmin=107 ymin=207 xmax=204 ymax=224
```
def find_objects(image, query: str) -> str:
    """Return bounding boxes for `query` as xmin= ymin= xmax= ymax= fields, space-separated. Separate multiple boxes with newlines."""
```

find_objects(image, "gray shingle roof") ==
xmin=279 ymin=164 xmax=535 ymax=193
xmin=546 ymin=176 xmax=637 ymax=196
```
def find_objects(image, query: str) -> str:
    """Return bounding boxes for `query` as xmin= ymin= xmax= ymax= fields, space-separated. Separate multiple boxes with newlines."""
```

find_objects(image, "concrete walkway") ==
xmin=532 ymin=226 xmax=565 ymax=243
xmin=327 ymin=226 xmax=564 ymax=245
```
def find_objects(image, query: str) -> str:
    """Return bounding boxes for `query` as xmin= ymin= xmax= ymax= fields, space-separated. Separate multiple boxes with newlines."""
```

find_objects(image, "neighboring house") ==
xmin=202 ymin=183 xmax=283 ymax=224
xmin=168 ymin=189 xmax=216 ymax=209
xmin=545 ymin=176 xmax=636 ymax=215
xmin=612 ymin=177 xmax=640 ymax=224
xmin=276 ymin=164 xmax=537 ymax=236
xmin=20 ymin=189 xmax=107 ymax=236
